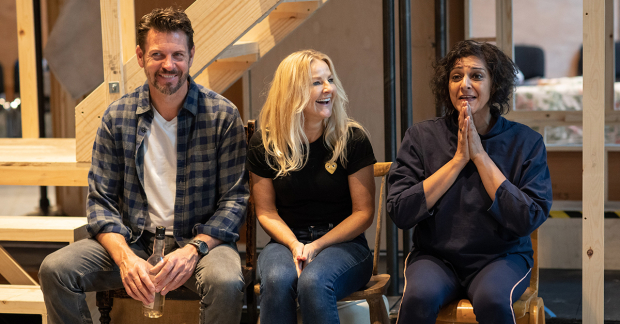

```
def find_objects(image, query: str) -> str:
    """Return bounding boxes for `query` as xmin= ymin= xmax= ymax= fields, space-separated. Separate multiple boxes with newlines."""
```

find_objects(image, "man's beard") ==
xmin=147 ymin=68 xmax=188 ymax=95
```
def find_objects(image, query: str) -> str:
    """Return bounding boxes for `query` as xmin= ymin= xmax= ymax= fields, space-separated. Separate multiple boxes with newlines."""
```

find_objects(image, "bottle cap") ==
xmin=155 ymin=226 xmax=165 ymax=239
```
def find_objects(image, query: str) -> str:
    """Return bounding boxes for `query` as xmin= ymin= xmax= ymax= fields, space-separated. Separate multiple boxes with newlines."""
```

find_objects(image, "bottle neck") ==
xmin=153 ymin=237 xmax=165 ymax=257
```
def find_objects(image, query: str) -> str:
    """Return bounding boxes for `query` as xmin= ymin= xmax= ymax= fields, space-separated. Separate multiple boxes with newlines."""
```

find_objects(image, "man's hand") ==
xmin=150 ymin=245 xmax=200 ymax=295
xmin=119 ymin=254 xmax=156 ymax=305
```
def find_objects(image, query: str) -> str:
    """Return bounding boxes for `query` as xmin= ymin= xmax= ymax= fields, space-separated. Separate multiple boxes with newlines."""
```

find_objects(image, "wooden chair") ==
xmin=97 ymin=120 xmax=258 ymax=324
xmin=251 ymin=161 xmax=392 ymax=324
xmin=435 ymin=229 xmax=545 ymax=324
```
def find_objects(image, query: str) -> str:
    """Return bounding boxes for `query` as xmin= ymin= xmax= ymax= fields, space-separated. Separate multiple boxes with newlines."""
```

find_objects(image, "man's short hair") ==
xmin=136 ymin=7 xmax=194 ymax=51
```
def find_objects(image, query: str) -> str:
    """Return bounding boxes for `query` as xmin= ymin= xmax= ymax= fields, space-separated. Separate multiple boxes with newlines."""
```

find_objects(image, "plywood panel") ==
xmin=547 ymin=151 xmax=582 ymax=201
xmin=609 ymin=152 xmax=620 ymax=201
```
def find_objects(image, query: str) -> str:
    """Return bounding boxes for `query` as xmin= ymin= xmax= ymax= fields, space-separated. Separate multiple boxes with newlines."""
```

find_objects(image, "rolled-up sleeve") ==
xmin=194 ymin=109 xmax=249 ymax=242
xmin=86 ymin=107 xmax=131 ymax=241
xmin=487 ymin=137 xmax=552 ymax=237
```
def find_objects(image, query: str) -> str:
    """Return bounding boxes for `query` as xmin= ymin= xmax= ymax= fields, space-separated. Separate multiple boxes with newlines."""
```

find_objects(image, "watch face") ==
xmin=191 ymin=240 xmax=208 ymax=256
xmin=198 ymin=242 xmax=208 ymax=255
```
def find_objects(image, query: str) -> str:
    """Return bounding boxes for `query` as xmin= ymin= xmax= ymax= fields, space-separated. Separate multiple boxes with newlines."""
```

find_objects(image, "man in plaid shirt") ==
xmin=39 ymin=8 xmax=249 ymax=324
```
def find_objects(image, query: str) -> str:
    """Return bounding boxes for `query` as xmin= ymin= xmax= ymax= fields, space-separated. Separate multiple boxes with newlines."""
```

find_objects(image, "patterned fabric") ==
xmin=514 ymin=76 xmax=620 ymax=145
xmin=86 ymin=77 xmax=249 ymax=245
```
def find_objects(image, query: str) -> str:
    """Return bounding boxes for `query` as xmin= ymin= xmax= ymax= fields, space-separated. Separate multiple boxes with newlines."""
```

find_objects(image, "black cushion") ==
xmin=515 ymin=45 xmax=545 ymax=80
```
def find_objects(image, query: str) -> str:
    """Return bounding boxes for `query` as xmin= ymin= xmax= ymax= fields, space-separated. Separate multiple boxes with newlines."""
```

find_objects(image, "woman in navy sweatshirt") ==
xmin=387 ymin=40 xmax=552 ymax=324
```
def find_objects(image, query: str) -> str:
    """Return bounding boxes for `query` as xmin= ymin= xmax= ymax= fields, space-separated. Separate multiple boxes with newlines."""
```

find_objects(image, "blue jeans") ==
xmin=38 ymin=234 xmax=244 ymax=324
xmin=397 ymin=253 xmax=531 ymax=324
xmin=258 ymin=231 xmax=373 ymax=324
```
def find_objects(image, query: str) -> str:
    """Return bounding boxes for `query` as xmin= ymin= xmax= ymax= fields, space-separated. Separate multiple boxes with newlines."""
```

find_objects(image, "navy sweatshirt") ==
xmin=386 ymin=115 xmax=552 ymax=284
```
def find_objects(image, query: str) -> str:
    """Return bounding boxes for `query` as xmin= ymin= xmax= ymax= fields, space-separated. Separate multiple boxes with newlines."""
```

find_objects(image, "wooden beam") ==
xmin=100 ymin=0 xmax=126 ymax=105
xmin=0 ymin=246 xmax=38 ymax=286
xmin=582 ymin=0 xmax=611 ymax=322
xmin=16 ymin=0 xmax=40 ymax=138
xmin=495 ymin=0 xmax=512 ymax=59
xmin=76 ymin=0 xmax=281 ymax=163
xmin=506 ymin=110 xmax=620 ymax=127
xmin=120 ymin=0 xmax=136 ymax=65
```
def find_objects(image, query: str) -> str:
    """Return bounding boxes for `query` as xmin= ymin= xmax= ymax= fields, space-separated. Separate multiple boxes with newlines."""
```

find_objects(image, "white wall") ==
xmin=470 ymin=0 xmax=620 ymax=78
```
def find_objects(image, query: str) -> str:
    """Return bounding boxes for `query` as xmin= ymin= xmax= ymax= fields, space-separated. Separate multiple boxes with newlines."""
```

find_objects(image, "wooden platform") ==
xmin=0 ymin=285 xmax=46 ymax=314
xmin=0 ymin=284 xmax=47 ymax=324
xmin=0 ymin=138 xmax=90 ymax=187
xmin=0 ymin=216 xmax=88 ymax=243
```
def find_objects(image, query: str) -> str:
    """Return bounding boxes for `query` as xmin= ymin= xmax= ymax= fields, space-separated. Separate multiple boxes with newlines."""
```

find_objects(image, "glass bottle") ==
xmin=143 ymin=226 xmax=166 ymax=318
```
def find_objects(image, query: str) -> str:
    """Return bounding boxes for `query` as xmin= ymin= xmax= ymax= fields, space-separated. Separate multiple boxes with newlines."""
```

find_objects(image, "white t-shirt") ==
xmin=143 ymin=107 xmax=177 ymax=236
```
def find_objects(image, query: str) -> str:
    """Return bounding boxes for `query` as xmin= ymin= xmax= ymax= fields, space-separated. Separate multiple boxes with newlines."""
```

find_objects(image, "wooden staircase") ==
xmin=0 ymin=0 xmax=328 ymax=186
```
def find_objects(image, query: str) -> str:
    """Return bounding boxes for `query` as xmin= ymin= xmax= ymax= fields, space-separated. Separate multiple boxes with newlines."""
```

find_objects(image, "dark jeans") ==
xmin=396 ymin=253 xmax=531 ymax=324
xmin=258 ymin=226 xmax=373 ymax=324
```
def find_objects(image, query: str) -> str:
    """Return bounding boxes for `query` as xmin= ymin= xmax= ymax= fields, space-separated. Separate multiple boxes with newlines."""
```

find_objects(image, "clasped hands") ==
xmin=455 ymin=101 xmax=486 ymax=165
xmin=119 ymin=245 xmax=199 ymax=305
xmin=291 ymin=241 xmax=320 ymax=277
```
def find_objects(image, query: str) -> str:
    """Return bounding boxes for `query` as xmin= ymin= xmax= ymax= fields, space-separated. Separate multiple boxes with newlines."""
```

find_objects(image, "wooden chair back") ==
xmin=371 ymin=162 xmax=391 ymax=275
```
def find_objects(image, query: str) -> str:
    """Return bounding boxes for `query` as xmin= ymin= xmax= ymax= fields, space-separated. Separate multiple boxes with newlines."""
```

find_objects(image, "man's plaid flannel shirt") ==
xmin=86 ymin=77 xmax=249 ymax=245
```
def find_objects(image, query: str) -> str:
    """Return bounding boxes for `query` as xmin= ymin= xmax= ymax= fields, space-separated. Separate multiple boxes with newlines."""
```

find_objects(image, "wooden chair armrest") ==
xmin=339 ymin=274 xmax=390 ymax=301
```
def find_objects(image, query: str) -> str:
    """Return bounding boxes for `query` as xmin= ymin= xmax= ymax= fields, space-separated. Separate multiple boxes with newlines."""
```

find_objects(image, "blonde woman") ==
xmin=246 ymin=50 xmax=376 ymax=324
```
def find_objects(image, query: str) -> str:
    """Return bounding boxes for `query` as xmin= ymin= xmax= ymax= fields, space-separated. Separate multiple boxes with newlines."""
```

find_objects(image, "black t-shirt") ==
xmin=246 ymin=127 xmax=376 ymax=228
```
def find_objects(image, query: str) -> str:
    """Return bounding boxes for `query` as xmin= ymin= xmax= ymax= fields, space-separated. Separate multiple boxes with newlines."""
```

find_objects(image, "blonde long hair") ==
xmin=259 ymin=49 xmax=365 ymax=178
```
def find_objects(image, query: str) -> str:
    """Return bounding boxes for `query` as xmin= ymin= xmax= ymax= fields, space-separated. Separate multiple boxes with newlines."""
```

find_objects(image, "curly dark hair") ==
xmin=430 ymin=40 xmax=517 ymax=120
xmin=137 ymin=7 xmax=194 ymax=52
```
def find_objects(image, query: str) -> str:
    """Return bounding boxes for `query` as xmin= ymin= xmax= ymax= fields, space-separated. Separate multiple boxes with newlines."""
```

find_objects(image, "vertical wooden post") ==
xmin=119 ymin=0 xmax=136 ymax=65
xmin=582 ymin=0 xmax=611 ymax=323
xmin=100 ymin=0 xmax=126 ymax=105
xmin=16 ymin=0 xmax=40 ymax=138
xmin=495 ymin=0 xmax=513 ymax=59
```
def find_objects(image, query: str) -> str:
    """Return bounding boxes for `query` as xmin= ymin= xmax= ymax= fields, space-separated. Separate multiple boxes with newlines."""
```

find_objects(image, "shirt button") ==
xmin=140 ymin=127 xmax=147 ymax=133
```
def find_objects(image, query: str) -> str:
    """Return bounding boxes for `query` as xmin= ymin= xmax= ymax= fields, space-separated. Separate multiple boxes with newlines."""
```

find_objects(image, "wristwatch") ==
xmin=188 ymin=239 xmax=209 ymax=257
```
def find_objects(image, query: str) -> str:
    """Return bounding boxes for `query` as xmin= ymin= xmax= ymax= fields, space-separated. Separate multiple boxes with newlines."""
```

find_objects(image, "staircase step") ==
xmin=0 ymin=138 xmax=89 ymax=186
xmin=0 ymin=216 xmax=88 ymax=243
xmin=217 ymin=41 xmax=259 ymax=61
xmin=0 ymin=285 xmax=46 ymax=315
